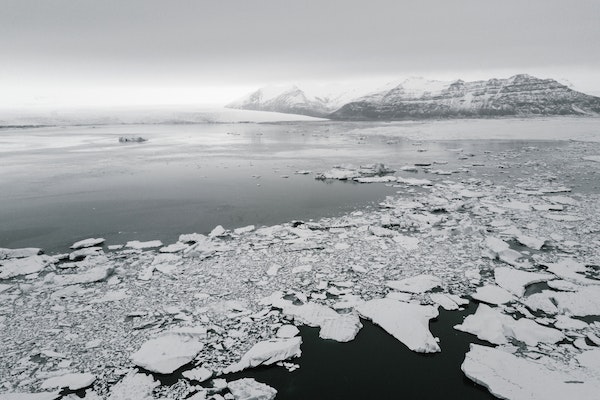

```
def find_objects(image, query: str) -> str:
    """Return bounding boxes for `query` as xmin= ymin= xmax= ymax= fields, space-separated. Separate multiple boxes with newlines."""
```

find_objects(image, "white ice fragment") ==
xmin=125 ymin=240 xmax=163 ymax=250
xmin=53 ymin=265 xmax=113 ymax=286
xmin=0 ymin=255 xmax=54 ymax=279
xmin=368 ymin=226 xmax=395 ymax=237
xmin=266 ymin=264 xmax=281 ymax=276
xmin=493 ymin=267 xmax=554 ymax=297
xmin=430 ymin=293 xmax=460 ymax=310
xmin=40 ymin=373 xmax=96 ymax=391
xmin=0 ymin=247 xmax=42 ymax=259
xmin=543 ymin=258 xmax=597 ymax=285
xmin=386 ymin=274 xmax=442 ymax=294
xmin=471 ymin=285 xmax=515 ymax=305
xmin=554 ymin=315 xmax=588 ymax=331
xmin=130 ymin=334 xmax=204 ymax=374
xmin=551 ymin=286 xmax=600 ymax=316
xmin=182 ymin=367 xmax=212 ymax=382
xmin=209 ymin=225 xmax=227 ymax=237
xmin=233 ymin=225 xmax=255 ymax=235
xmin=107 ymin=371 xmax=158 ymax=400
xmin=0 ymin=392 xmax=60 ymax=400
xmin=227 ymin=378 xmax=277 ymax=400
xmin=395 ymin=177 xmax=433 ymax=186
xmin=515 ymin=234 xmax=546 ymax=250
xmin=524 ymin=292 xmax=558 ymax=315
xmin=484 ymin=237 xmax=509 ymax=254
xmin=222 ymin=337 xmax=302 ymax=374
xmin=70 ymin=238 xmax=105 ymax=249
xmin=319 ymin=313 xmax=362 ymax=342
xmin=356 ymin=298 xmax=440 ymax=353
xmin=69 ymin=247 xmax=103 ymax=261
xmin=392 ymin=235 xmax=419 ymax=250
xmin=455 ymin=304 xmax=564 ymax=346
xmin=274 ymin=301 xmax=339 ymax=328
xmin=276 ymin=325 xmax=299 ymax=338
xmin=159 ymin=243 xmax=188 ymax=253
xmin=462 ymin=344 xmax=600 ymax=400
xmin=542 ymin=213 xmax=584 ymax=222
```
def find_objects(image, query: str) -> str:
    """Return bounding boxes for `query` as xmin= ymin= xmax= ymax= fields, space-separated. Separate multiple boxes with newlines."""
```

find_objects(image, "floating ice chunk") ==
xmin=499 ymin=201 xmax=532 ymax=211
xmin=551 ymin=286 xmax=600 ymax=316
xmin=395 ymin=177 xmax=432 ymax=186
xmin=130 ymin=334 xmax=204 ymax=374
xmin=0 ymin=255 xmax=54 ymax=279
xmin=368 ymin=226 xmax=395 ymax=237
xmin=266 ymin=264 xmax=281 ymax=276
xmin=53 ymin=265 xmax=113 ymax=286
xmin=291 ymin=265 xmax=312 ymax=274
xmin=493 ymin=267 xmax=554 ymax=297
xmin=554 ymin=315 xmax=588 ymax=331
xmin=471 ymin=285 xmax=515 ymax=305
xmin=354 ymin=176 xmax=397 ymax=183
xmin=227 ymin=378 xmax=277 ymax=400
xmin=209 ymin=225 xmax=227 ymax=237
xmin=222 ymin=337 xmax=302 ymax=374
xmin=233 ymin=225 xmax=255 ymax=235
xmin=524 ymin=292 xmax=558 ymax=315
xmin=356 ymin=298 xmax=440 ymax=353
xmin=430 ymin=293 xmax=460 ymax=310
xmin=0 ymin=392 xmax=60 ymax=400
xmin=166 ymin=326 xmax=208 ymax=338
xmin=159 ymin=243 xmax=188 ymax=253
xmin=392 ymin=235 xmax=419 ymax=250
xmin=70 ymin=238 xmax=105 ymax=249
xmin=386 ymin=274 xmax=442 ymax=294
xmin=40 ymin=373 xmax=96 ymax=390
xmin=69 ymin=247 xmax=103 ymax=261
xmin=544 ymin=195 xmax=579 ymax=205
xmin=0 ymin=248 xmax=42 ymax=259
xmin=542 ymin=213 xmax=584 ymax=222
xmin=107 ymin=371 xmax=158 ymax=400
xmin=515 ymin=234 xmax=546 ymax=250
xmin=462 ymin=344 xmax=600 ymax=400
xmin=542 ymin=258 xmax=597 ymax=285
xmin=547 ymin=279 xmax=580 ymax=291
xmin=319 ymin=313 xmax=362 ymax=342
xmin=275 ymin=301 xmax=339 ymax=327
xmin=455 ymin=304 xmax=564 ymax=346
xmin=125 ymin=240 xmax=163 ymax=250
xmin=315 ymin=167 xmax=361 ymax=180
xmin=276 ymin=325 xmax=299 ymax=338
xmin=484 ymin=237 xmax=509 ymax=255
xmin=182 ymin=366 xmax=212 ymax=382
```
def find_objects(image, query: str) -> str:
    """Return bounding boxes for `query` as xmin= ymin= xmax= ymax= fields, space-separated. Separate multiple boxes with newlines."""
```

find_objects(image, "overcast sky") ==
xmin=2 ymin=0 xmax=599 ymax=107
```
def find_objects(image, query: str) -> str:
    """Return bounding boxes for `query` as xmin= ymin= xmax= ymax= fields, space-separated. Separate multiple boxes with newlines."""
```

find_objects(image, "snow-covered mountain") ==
xmin=227 ymin=75 xmax=600 ymax=120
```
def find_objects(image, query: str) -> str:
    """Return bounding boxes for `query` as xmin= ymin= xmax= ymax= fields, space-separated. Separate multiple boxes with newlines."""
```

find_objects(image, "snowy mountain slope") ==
xmin=228 ymin=75 xmax=600 ymax=120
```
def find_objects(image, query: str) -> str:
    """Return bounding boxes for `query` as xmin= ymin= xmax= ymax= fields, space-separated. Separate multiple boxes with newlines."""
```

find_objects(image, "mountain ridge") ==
xmin=227 ymin=75 xmax=600 ymax=120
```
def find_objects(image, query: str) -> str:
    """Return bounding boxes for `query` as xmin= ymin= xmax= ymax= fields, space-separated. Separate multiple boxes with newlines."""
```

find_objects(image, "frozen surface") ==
xmin=130 ymin=334 xmax=204 ymax=374
xmin=223 ymin=338 xmax=302 ymax=374
xmin=462 ymin=344 xmax=600 ymax=400
xmin=356 ymin=298 xmax=440 ymax=353
xmin=227 ymin=378 xmax=277 ymax=400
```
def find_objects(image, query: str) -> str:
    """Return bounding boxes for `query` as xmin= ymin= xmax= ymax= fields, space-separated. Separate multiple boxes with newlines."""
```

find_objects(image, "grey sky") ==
xmin=2 ymin=0 xmax=599 ymax=106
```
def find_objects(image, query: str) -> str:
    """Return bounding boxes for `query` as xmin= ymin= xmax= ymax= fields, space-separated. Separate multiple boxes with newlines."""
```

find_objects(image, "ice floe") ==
xmin=130 ymin=334 xmax=204 ymax=374
xmin=222 ymin=337 xmax=302 ymax=374
xmin=227 ymin=378 xmax=277 ymax=400
xmin=40 ymin=373 xmax=95 ymax=391
xmin=386 ymin=274 xmax=442 ymax=294
xmin=356 ymin=298 xmax=440 ymax=353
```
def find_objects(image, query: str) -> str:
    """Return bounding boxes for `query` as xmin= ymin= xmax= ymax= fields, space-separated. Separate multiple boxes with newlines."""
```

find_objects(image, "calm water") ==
xmin=0 ymin=121 xmax=582 ymax=254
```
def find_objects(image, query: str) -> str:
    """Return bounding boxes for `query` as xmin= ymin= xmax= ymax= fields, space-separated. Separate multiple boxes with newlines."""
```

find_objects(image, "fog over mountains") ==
xmin=227 ymin=74 xmax=600 ymax=119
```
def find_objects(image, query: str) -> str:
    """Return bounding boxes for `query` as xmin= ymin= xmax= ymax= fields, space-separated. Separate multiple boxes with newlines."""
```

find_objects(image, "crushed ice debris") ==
xmin=356 ymin=298 xmax=440 ymax=353
xmin=107 ymin=371 xmax=158 ymax=400
xmin=227 ymin=378 xmax=277 ymax=400
xmin=130 ymin=334 xmax=204 ymax=374
xmin=222 ymin=337 xmax=302 ymax=374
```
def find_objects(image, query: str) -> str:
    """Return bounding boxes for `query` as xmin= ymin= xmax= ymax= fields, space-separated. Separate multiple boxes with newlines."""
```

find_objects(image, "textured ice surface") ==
xmin=227 ymin=378 xmax=277 ymax=400
xmin=357 ymin=298 xmax=440 ymax=353
xmin=131 ymin=334 xmax=204 ymax=374
xmin=462 ymin=344 xmax=600 ymax=400
xmin=223 ymin=337 xmax=302 ymax=374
